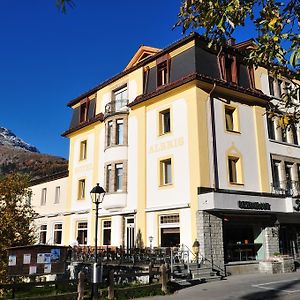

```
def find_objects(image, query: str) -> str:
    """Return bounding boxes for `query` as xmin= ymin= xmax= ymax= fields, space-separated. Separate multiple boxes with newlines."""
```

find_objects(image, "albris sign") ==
xmin=238 ymin=200 xmax=271 ymax=211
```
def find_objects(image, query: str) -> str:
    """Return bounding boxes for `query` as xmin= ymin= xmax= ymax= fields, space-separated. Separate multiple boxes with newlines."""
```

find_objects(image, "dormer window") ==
xmin=157 ymin=61 xmax=168 ymax=87
xmin=225 ymin=56 xmax=234 ymax=83
xmin=79 ymin=99 xmax=89 ymax=123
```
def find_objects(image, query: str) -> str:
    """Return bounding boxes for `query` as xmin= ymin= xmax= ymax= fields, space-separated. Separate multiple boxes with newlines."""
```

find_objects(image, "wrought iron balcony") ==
xmin=271 ymin=180 xmax=300 ymax=196
xmin=104 ymin=99 xmax=129 ymax=116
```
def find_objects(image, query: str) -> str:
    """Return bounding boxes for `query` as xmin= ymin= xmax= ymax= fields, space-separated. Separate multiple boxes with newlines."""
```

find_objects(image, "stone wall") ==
xmin=264 ymin=226 xmax=280 ymax=259
xmin=196 ymin=211 xmax=224 ymax=273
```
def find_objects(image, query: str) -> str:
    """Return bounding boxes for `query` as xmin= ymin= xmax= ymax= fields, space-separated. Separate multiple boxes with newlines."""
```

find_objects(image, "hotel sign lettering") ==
xmin=238 ymin=200 xmax=271 ymax=211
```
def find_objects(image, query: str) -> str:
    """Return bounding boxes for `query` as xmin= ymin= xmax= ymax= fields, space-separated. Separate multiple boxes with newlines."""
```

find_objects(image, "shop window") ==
xmin=107 ymin=121 xmax=113 ymax=147
xmin=78 ymin=179 xmax=85 ymax=200
xmin=160 ymin=158 xmax=172 ymax=186
xmin=225 ymin=106 xmax=239 ymax=132
xmin=160 ymin=214 xmax=180 ymax=247
xmin=157 ymin=61 xmax=168 ymax=87
xmin=228 ymin=156 xmax=242 ymax=184
xmin=159 ymin=109 xmax=171 ymax=135
xmin=79 ymin=140 xmax=87 ymax=160
xmin=39 ymin=225 xmax=47 ymax=244
xmin=77 ymin=222 xmax=88 ymax=245
xmin=53 ymin=223 xmax=62 ymax=244
xmin=102 ymin=220 xmax=111 ymax=245
xmin=41 ymin=188 xmax=47 ymax=206
xmin=115 ymin=164 xmax=123 ymax=192
xmin=54 ymin=186 xmax=60 ymax=204
xmin=116 ymin=119 xmax=124 ymax=145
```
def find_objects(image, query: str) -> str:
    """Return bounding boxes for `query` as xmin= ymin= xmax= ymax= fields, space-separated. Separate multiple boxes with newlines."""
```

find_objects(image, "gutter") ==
xmin=208 ymin=83 xmax=219 ymax=190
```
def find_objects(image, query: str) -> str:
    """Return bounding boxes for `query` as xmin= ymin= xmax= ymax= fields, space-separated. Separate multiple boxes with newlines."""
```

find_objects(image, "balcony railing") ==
xmin=105 ymin=99 xmax=128 ymax=116
xmin=271 ymin=180 xmax=300 ymax=196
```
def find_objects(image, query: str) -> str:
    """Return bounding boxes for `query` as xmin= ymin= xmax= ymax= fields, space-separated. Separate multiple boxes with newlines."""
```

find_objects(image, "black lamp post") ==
xmin=90 ymin=183 xmax=105 ymax=300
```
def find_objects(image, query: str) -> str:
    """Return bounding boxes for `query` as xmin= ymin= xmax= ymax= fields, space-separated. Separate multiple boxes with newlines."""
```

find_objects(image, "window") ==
xmin=79 ymin=101 xmax=88 ymax=123
xmin=157 ymin=61 xmax=168 ymax=87
xmin=79 ymin=140 xmax=87 ymax=160
xmin=106 ymin=165 xmax=112 ymax=193
xmin=53 ymin=223 xmax=62 ymax=244
xmin=78 ymin=179 xmax=85 ymax=200
xmin=291 ymin=125 xmax=299 ymax=145
xmin=159 ymin=109 xmax=171 ymax=135
xmin=107 ymin=121 xmax=113 ymax=147
xmin=268 ymin=76 xmax=275 ymax=96
xmin=219 ymin=54 xmax=237 ymax=84
xmin=271 ymin=160 xmax=281 ymax=189
xmin=160 ymin=214 xmax=180 ymax=247
xmin=160 ymin=158 xmax=172 ymax=185
xmin=225 ymin=106 xmax=239 ymax=132
xmin=113 ymin=86 xmax=128 ymax=111
xmin=77 ymin=222 xmax=88 ymax=245
xmin=228 ymin=156 xmax=242 ymax=184
xmin=278 ymin=79 xmax=283 ymax=97
xmin=102 ymin=220 xmax=111 ymax=245
xmin=116 ymin=119 xmax=124 ymax=145
xmin=115 ymin=164 xmax=123 ymax=191
xmin=41 ymin=188 xmax=47 ymax=206
xmin=225 ymin=56 xmax=234 ymax=83
xmin=54 ymin=186 xmax=60 ymax=204
xmin=267 ymin=116 xmax=276 ymax=140
xmin=39 ymin=225 xmax=47 ymax=244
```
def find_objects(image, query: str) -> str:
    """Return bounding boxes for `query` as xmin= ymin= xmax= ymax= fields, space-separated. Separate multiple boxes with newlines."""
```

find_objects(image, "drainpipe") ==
xmin=208 ymin=83 xmax=219 ymax=190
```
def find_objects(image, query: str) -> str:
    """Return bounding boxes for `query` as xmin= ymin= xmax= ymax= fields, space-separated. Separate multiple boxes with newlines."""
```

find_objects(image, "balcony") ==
xmin=271 ymin=180 xmax=300 ymax=196
xmin=104 ymin=99 xmax=129 ymax=117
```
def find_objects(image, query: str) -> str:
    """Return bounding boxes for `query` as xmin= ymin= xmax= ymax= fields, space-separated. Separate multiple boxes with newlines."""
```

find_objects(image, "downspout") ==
xmin=208 ymin=83 xmax=219 ymax=190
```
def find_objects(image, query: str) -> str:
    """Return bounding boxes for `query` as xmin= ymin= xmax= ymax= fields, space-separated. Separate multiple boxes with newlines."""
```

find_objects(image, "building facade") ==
xmin=31 ymin=33 xmax=300 ymax=272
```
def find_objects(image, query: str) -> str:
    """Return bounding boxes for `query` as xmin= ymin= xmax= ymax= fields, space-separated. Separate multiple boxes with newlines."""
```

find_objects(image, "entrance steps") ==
xmin=171 ymin=263 xmax=222 ymax=284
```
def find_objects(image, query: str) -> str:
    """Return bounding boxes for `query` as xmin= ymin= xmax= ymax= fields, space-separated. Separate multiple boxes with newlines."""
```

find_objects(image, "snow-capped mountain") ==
xmin=0 ymin=127 xmax=39 ymax=153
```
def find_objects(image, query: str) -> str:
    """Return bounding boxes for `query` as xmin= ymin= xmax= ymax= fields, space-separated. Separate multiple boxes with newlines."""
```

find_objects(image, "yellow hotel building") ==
xmin=30 ymin=33 xmax=300 ymax=273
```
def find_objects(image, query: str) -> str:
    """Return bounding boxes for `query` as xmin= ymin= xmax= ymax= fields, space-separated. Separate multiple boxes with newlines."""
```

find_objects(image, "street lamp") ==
xmin=192 ymin=239 xmax=200 ymax=267
xmin=90 ymin=183 xmax=105 ymax=300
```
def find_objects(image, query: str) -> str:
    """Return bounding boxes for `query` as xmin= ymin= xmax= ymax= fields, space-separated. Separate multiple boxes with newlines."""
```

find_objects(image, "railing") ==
xmin=271 ymin=180 xmax=300 ymax=196
xmin=68 ymin=245 xmax=201 ymax=267
xmin=104 ymin=99 xmax=128 ymax=116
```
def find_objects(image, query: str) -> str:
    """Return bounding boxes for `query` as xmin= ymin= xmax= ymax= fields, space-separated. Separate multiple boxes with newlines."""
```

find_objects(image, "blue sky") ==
xmin=0 ymin=1 xmax=255 ymax=159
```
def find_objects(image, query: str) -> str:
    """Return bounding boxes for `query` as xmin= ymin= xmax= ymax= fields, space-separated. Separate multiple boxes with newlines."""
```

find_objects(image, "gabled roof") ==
xmin=124 ymin=45 xmax=161 ymax=71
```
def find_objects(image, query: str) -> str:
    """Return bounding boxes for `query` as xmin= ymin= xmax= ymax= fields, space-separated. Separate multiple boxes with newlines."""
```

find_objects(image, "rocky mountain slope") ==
xmin=0 ymin=127 xmax=68 ymax=180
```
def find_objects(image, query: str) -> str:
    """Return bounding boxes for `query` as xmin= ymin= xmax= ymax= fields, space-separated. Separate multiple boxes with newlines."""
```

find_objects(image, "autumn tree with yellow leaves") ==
xmin=0 ymin=174 xmax=37 ymax=282
xmin=176 ymin=0 xmax=300 ymax=127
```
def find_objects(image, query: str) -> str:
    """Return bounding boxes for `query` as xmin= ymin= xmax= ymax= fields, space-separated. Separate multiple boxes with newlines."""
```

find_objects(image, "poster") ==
xmin=51 ymin=248 xmax=60 ymax=262
xmin=8 ymin=255 xmax=16 ymax=266
xmin=29 ymin=266 xmax=37 ymax=275
xmin=44 ymin=253 xmax=51 ymax=264
xmin=37 ymin=253 xmax=44 ymax=264
xmin=23 ymin=254 xmax=31 ymax=264
xmin=44 ymin=264 xmax=51 ymax=274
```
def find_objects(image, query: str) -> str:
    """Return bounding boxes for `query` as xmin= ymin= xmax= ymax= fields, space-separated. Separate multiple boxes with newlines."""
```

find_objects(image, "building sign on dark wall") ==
xmin=293 ymin=199 xmax=300 ymax=212
xmin=238 ymin=200 xmax=271 ymax=211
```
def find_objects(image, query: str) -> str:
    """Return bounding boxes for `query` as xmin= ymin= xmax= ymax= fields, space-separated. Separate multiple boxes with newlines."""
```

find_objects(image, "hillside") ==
xmin=0 ymin=127 xmax=68 ymax=180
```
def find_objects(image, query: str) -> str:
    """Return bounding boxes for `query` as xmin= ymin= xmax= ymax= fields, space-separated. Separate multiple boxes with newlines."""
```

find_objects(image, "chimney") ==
xmin=227 ymin=37 xmax=236 ymax=46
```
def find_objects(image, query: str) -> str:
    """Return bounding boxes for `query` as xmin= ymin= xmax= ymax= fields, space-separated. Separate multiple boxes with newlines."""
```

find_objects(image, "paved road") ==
xmin=140 ymin=272 xmax=300 ymax=300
